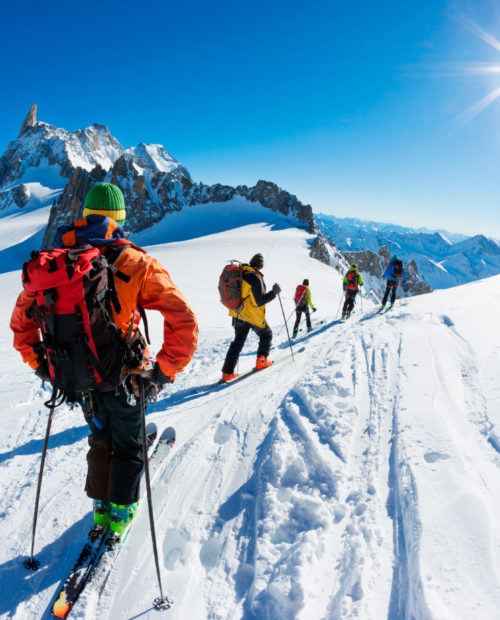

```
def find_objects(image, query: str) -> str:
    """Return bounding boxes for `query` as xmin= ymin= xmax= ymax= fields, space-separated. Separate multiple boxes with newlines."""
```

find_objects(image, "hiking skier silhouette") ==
xmin=292 ymin=279 xmax=316 ymax=337
xmin=221 ymin=253 xmax=281 ymax=382
xmin=382 ymin=254 xmax=406 ymax=308
xmin=342 ymin=264 xmax=363 ymax=319
xmin=10 ymin=182 xmax=198 ymax=537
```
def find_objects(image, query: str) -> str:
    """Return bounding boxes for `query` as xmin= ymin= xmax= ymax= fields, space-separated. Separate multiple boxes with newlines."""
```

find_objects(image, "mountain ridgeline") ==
xmin=0 ymin=106 xmax=313 ymax=249
xmin=0 ymin=106 xmax=440 ymax=299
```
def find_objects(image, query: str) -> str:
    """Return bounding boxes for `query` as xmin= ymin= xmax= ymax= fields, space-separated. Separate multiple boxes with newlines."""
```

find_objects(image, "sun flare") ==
xmin=452 ymin=16 xmax=500 ymax=125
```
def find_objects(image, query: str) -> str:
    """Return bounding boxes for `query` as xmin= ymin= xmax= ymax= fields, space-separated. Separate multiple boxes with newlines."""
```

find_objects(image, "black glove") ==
xmin=272 ymin=283 xmax=281 ymax=295
xmin=312 ymin=307 xmax=317 ymax=312
xmin=35 ymin=357 xmax=51 ymax=382
xmin=150 ymin=361 xmax=175 ymax=390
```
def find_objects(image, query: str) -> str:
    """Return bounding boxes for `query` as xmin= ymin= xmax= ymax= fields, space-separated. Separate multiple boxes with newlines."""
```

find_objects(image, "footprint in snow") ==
xmin=335 ymin=386 xmax=350 ymax=398
xmin=334 ymin=504 xmax=347 ymax=523
xmin=200 ymin=537 xmax=222 ymax=570
xmin=440 ymin=315 xmax=454 ymax=327
xmin=163 ymin=528 xmax=189 ymax=570
xmin=424 ymin=451 xmax=450 ymax=463
xmin=214 ymin=422 xmax=233 ymax=445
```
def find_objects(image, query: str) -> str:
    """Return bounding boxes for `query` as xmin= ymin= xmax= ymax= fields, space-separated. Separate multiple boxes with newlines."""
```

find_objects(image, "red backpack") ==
xmin=392 ymin=259 xmax=403 ymax=279
xmin=218 ymin=261 xmax=244 ymax=312
xmin=22 ymin=243 xmax=148 ymax=401
xmin=346 ymin=270 xmax=359 ymax=290
xmin=294 ymin=284 xmax=307 ymax=304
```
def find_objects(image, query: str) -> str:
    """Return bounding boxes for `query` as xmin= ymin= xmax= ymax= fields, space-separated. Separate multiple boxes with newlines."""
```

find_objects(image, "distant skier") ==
xmin=382 ymin=254 xmax=406 ymax=308
xmin=342 ymin=264 xmax=363 ymax=319
xmin=10 ymin=183 xmax=198 ymax=537
xmin=221 ymin=253 xmax=281 ymax=382
xmin=292 ymin=279 xmax=317 ymax=337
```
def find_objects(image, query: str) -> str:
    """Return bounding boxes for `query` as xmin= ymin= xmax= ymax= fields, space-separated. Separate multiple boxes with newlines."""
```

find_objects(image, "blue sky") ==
xmin=2 ymin=0 xmax=500 ymax=237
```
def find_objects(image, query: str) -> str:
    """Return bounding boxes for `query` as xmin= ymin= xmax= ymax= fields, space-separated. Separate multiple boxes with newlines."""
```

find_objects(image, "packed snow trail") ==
xmin=1 ymin=225 xmax=500 ymax=619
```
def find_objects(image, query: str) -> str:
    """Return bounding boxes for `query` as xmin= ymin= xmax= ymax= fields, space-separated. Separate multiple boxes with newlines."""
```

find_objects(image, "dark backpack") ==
xmin=22 ymin=243 xmax=148 ymax=401
xmin=218 ymin=261 xmax=244 ymax=312
xmin=346 ymin=270 xmax=359 ymax=290
xmin=392 ymin=259 xmax=403 ymax=279
xmin=294 ymin=284 xmax=307 ymax=304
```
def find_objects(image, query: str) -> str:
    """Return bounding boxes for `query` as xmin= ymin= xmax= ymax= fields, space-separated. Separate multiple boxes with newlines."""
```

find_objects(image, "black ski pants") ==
xmin=342 ymin=289 xmax=358 ymax=316
xmin=293 ymin=304 xmax=311 ymax=334
xmin=222 ymin=317 xmax=273 ymax=374
xmin=382 ymin=280 xmax=399 ymax=305
xmin=83 ymin=386 xmax=145 ymax=505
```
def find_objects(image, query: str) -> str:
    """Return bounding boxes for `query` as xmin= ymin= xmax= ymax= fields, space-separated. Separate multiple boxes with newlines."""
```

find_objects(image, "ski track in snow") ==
xmin=1 ymin=231 xmax=500 ymax=619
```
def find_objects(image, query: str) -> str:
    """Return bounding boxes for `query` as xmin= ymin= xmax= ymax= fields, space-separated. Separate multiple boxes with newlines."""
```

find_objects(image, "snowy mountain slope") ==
xmin=1 ymin=220 xmax=500 ymax=619
xmin=317 ymin=213 xmax=500 ymax=290
xmin=0 ymin=108 xmax=313 ymax=254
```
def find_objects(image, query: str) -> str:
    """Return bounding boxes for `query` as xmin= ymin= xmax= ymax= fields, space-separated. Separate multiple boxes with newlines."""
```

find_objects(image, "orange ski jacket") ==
xmin=10 ymin=240 xmax=198 ymax=379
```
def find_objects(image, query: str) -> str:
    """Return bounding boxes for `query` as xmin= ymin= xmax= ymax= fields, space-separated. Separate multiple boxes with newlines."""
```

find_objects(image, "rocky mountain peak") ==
xmin=2 ymin=109 xmax=314 ymax=254
xmin=18 ymin=104 xmax=37 ymax=138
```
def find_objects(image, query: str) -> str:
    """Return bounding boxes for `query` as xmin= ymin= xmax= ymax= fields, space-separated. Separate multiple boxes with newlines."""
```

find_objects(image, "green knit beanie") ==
xmin=83 ymin=183 xmax=126 ymax=226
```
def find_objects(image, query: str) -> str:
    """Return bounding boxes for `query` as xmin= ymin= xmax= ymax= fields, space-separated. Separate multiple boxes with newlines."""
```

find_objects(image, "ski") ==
xmin=77 ymin=425 xmax=175 ymax=614
xmin=195 ymin=347 xmax=306 ymax=395
xmin=49 ymin=422 xmax=168 ymax=618
xmin=295 ymin=320 xmax=325 ymax=334
xmin=50 ymin=523 xmax=109 ymax=618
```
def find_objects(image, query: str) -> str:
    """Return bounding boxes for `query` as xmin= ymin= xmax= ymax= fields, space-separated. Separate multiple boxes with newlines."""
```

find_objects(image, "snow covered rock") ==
xmin=309 ymin=234 xmax=430 ymax=301
xmin=343 ymin=245 xmax=431 ymax=299
xmin=1 ymin=106 xmax=314 ymax=248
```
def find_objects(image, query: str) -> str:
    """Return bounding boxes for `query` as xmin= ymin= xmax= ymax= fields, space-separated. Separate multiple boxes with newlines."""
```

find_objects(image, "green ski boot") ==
xmin=93 ymin=499 xmax=110 ymax=528
xmin=110 ymin=502 xmax=137 ymax=536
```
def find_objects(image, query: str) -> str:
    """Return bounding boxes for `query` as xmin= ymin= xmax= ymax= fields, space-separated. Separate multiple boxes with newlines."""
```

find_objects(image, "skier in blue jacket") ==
xmin=382 ymin=255 xmax=406 ymax=308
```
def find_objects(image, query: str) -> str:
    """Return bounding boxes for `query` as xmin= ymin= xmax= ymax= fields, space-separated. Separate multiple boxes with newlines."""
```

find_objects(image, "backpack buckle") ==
xmin=42 ymin=288 xmax=58 ymax=305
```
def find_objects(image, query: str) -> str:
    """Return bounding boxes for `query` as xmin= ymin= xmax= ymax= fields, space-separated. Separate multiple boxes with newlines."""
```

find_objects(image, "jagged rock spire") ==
xmin=18 ymin=104 xmax=37 ymax=137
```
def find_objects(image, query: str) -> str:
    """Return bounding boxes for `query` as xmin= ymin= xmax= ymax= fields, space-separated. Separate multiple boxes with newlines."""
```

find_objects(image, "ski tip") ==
xmin=160 ymin=426 xmax=176 ymax=443
xmin=52 ymin=593 xmax=70 ymax=618
xmin=145 ymin=421 xmax=158 ymax=436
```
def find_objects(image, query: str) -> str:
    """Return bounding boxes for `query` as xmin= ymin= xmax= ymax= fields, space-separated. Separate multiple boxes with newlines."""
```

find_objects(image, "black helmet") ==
xmin=303 ymin=279 xmax=309 ymax=285
xmin=249 ymin=253 xmax=264 ymax=269
xmin=350 ymin=264 xmax=358 ymax=270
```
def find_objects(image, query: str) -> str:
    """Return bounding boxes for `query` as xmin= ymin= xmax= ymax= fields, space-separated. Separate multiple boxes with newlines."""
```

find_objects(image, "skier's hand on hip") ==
xmin=150 ymin=361 xmax=176 ymax=390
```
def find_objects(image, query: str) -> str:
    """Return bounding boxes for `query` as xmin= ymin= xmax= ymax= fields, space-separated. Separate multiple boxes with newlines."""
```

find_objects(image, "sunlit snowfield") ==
xmin=1 ymin=213 xmax=500 ymax=619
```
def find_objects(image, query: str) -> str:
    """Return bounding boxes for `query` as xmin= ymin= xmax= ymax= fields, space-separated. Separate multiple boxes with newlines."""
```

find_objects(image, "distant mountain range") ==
xmin=0 ymin=105 xmax=488 ymax=299
xmin=316 ymin=214 xmax=500 ymax=289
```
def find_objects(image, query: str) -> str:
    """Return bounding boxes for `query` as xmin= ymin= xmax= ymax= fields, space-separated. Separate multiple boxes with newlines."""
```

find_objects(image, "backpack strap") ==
xmin=103 ymin=243 xmax=151 ymax=346
xmin=137 ymin=302 xmax=151 ymax=345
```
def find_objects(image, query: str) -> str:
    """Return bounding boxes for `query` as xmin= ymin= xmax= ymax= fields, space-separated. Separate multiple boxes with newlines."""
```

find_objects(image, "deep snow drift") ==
xmin=1 ymin=218 xmax=500 ymax=620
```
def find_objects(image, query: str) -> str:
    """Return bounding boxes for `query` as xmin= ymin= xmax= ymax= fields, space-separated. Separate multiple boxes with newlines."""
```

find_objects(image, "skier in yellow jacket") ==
xmin=221 ymin=253 xmax=281 ymax=382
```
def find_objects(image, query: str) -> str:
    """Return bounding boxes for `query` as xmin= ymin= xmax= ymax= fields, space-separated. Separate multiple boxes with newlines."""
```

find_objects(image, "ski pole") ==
xmin=277 ymin=288 xmax=306 ymax=337
xmin=276 ymin=306 xmax=296 ymax=337
xmin=277 ymin=293 xmax=294 ymax=361
xmin=336 ymin=294 xmax=344 ymax=319
xmin=139 ymin=379 xmax=173 ymax=611
xmin=359 ymin=290 xmax=364 ymax=313
xmin=24 ymin=386 xmax=63 ymax=570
